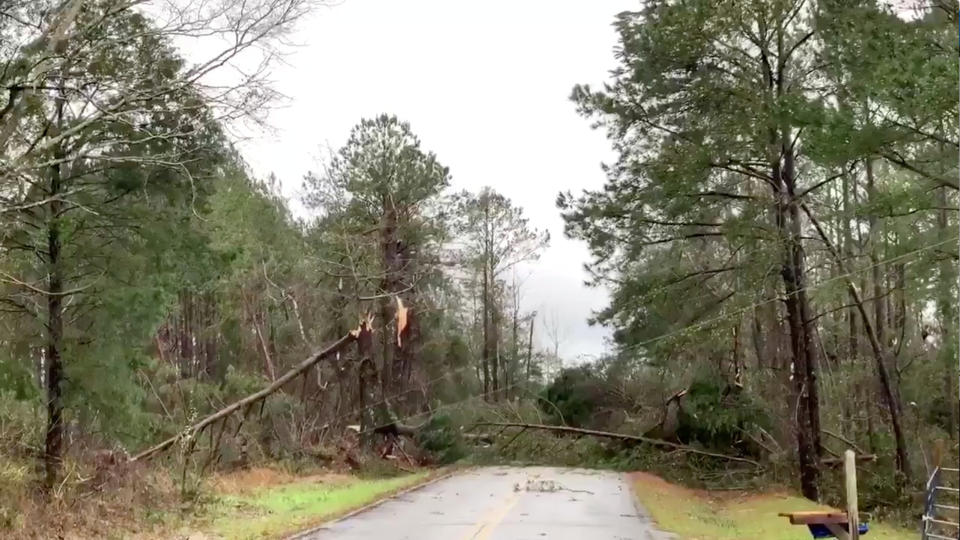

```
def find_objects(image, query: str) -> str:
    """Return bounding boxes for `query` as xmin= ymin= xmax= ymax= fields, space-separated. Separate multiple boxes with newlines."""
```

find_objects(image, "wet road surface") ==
xmin=291 ymin=466 xmax=673 ymax=540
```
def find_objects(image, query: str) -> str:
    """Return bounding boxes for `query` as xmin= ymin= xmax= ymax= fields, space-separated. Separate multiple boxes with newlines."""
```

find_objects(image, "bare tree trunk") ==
xmin=866 ymin=158 xmax=887 ymax=348
xmin=733 ymin=321 xmax=742 ymax=385
xmin=774 ymin=140 xmax=822 ymax=501
xmin=752 ymin=306 xmax=765 ymax=370
xmin=380 ymin=205 xmax=399 ymax=396
xmin=178 ymin=290 xmax=190 ymax=377
xmin=204 ymin=293 xmax=218 ymax=378
xmin=251 ymin=301 xmax=276 ymax=381
xmin=491 ymin=286 xmax=501 ymax=400
xmin=842 ymin=169 xmax=858 ymax=437
xmin=43 ymin=98 xmax=66 ymax=491
xmin=358 ymin=322 xmax=379 ymax=448
xmin=510 ymin=284 xmax=519 ymax=399
xmin=481 ymin=256 xmax=491 ymax=399
xmin=332 ymin=270 xmax=351 ymax=421
xmin=762 ymin=29 xmax=821 ymax=499
xmin=526 ymin=313 xmax=535 ymax=385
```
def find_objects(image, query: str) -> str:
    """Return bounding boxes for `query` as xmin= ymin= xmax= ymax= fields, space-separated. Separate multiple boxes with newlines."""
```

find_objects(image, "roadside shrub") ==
xmin=675 ymin=375 xmax=772 ymax=457
xmin=539 ymin=365 xmax=605 ymax=427
xmin=415 ymin=414 xmax=466 ymax=464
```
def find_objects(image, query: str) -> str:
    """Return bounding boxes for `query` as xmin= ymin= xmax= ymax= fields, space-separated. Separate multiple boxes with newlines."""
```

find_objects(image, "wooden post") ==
xmin=845 ymin=450 xmax=859 ymax=540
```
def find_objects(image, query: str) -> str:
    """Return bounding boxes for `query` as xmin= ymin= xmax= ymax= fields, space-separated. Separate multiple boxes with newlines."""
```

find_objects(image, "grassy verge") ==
xmin=196 ymin=470 xmax=432 ymax=539
xmin=629 ymin=472 xmax=917 ymax=540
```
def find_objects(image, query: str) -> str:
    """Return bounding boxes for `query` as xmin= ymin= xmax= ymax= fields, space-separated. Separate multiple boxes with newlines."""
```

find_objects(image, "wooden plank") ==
xmin=778 ymin=511 xmax=849 ymax=525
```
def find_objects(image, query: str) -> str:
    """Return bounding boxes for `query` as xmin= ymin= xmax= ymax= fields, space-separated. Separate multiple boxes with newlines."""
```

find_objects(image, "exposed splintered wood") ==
xmin=130 ymin=324 xmax=370 ymax=462
xmin=472 ymin=422 xmax=761 ymax=466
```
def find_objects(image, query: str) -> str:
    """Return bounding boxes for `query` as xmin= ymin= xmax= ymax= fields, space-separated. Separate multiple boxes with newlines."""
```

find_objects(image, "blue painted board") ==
xmin=807 ymin=523 xmax=870 ymax=538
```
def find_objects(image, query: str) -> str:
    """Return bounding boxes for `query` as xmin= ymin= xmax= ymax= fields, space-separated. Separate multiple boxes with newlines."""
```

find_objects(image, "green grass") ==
xmin=630 ymin=473 xmax=917 ymax=540
xmin=207 ymin=472 xmax=429 ymax=539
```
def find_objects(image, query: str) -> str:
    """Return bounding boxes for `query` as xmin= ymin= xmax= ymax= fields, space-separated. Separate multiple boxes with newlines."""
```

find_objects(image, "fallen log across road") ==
xmin=471 ymin=421 xmax=761 ymax=467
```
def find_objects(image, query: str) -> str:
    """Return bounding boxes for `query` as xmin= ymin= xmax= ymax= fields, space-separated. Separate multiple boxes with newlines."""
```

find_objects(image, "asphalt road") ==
xmin=291 ymin=466 xmax=673 ymax=540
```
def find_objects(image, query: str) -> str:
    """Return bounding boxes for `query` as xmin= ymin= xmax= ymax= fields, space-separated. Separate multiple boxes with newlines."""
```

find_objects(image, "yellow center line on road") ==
xmin=463 ymin=488 xmax=523 ymax=540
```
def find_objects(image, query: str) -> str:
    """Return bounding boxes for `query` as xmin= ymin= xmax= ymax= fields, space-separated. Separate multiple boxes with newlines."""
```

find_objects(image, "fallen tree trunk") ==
xmin=472 ymin=421 xmax=761 ymax=467
xmin=131 ymin=328 xmax=364 ymax=462
xmin=373 ymin=422 xmax=421 ymax=438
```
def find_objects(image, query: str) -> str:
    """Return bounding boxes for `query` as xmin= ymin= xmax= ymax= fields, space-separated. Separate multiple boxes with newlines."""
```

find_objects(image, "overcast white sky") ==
xmin=237 ymin=0 xmax=638 ymax=361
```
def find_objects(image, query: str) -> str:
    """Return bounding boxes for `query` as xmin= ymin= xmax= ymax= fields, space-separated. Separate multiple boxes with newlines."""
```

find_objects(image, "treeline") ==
xmin=0 ymin=1 xmax=548 ymax=493
xmin=559 ymin=0 xmax=958 ymax=502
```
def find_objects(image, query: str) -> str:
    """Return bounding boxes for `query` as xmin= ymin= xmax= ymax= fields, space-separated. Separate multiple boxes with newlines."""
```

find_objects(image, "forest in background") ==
xmin=553 ymin=0 xmax=958 ymax=509
xmin=0 ymin=0 xmax=958 ymax=536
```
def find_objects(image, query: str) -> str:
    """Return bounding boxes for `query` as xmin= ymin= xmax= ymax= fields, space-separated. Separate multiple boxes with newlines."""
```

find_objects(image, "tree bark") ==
xmin=39 ymin=83 xmax=76 ymax=491
xmin=866 ymin=159 xmax=887 ymax=352
xmin=380 ymin=204 xmax=399 ymax=396
xmin=358 ymin=320 xmax=379 ymax=447
xmin=774 ymin=140 xmax=822 ymax=501
xmin=43 ymin=105 xmax=65 ymax=491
